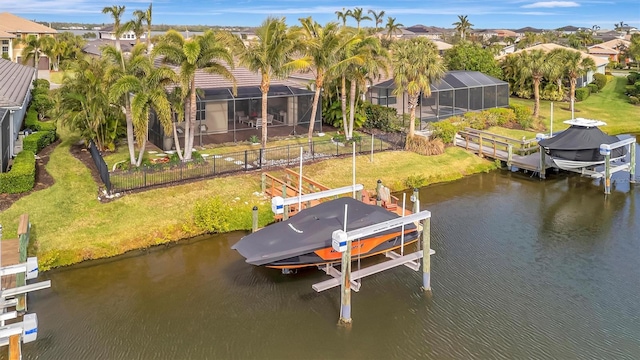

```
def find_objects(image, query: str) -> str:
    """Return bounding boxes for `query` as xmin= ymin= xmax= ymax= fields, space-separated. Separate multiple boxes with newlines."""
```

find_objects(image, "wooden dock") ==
xmin=1 ymin=239 xmax=19 ymax=290
xmin=455 ymin=129 xmax=552 ymax=176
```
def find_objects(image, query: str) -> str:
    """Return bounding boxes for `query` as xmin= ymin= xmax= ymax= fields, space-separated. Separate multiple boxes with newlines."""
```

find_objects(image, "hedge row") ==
xmin=23 ymin=130 xmax=56 ymax=154
xmin=0 ymin=150 xmax=35 ymax=194
xmin=25 ymin=107 xmax=56 ymax=132
xmin=575 ymin=87 xmax=591 ymax=101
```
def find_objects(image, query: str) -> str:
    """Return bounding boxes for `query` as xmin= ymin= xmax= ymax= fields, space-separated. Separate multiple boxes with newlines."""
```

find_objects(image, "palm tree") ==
xmin=127 ymin=10 xmax=145 ymax=44
xmin=57 ymin=57 xmax=123 ymax=151
xmin=614 ymin=22 xmax=628 ymax=32
xmin=235 ymin=17 xmax=305 ymax=149
xmin=385 ymin=17 xmax=404 ymax=40
xmin=517 ymin=31 xmax=540 ymax=49
xmin=298 ymin=18 xmax=344 ymax=146
xmin=336 ymin=33 xmax=388 ymax=139
xmin=629 ymin=34 xmax=640 ymax=70
xmin=102 ymin=5 xmax=127 ymax=52
xmin=452 ymin=15 xmax=473 ymax=40
xmin=153 ymin=30 xmax=236 ymax=160
xmin=518 ymin=49 xmax=549 ymax=117
xmin=547 ymin=48 xmax=569 ymax=96
xmin=335 ymin=8 xmax=350 ymax=27
xmin=348 ymin=7 xmax=371 ymax=31
xmin=391 ymin=38 xmax=445 ymax=139
xmin=133 ymin=3 xmax=153 ymax=50
xmin=103 ymin=43 xmax=150 ymax=164
xmin=368 ymin=10 xmax=385 ymax=32
xmin=564 ymin=50 xmax=596 ymax=115
xmin=109 ymin=55 xmax=175 ymax=165
xmin=17 ymin=34 xmax=54 ymax=78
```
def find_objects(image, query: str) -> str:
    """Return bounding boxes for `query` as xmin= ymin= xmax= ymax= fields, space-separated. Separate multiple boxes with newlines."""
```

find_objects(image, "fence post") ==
xmin=478 ymin=135 xmax=484 ymax=158
xmin=259 ymin=148 xmax=263 ymax=169
xmin=213 ymin=155 xmax=216 ymax=174
xmin=287 ymin=145 xmax=290 ymax=166
xmin=143 ymin=167 xmax=147 ymax=187
xmin=244 ymin=150 xmax=248 ymax=171
xmin=370 ymin=134 xmax=374 ymax=162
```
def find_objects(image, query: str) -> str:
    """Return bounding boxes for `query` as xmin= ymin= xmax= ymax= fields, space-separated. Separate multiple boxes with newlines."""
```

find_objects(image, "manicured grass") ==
xmin=0 ymin=126 xmax=494 ymax=270
xmin=48 ymin=70 xmax=74 ymax=84
xmin=497 ymin=76 xmax=640 ymax=139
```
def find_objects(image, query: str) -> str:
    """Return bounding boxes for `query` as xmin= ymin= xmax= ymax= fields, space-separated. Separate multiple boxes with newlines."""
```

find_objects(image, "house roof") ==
xmin=0 ymin=58 xmax=35 ymax=108
xmin=594 ymin=38 xmax=630 ymax=50
xmin=556 ymin=25 xmax=581 ymax=32
xmin=588 ymin=45 xmax=618 ymax=55
xmin=405 ymin=25 xmax=446 ymax=34
xmin=82 ymin=39 xmax=135 ymax=56
xmin=0 ymin=12 xmax=57 ymax=34
xmin=372 ymin=70 xmax=507 ymax=90
xmin=497 ymin=43 xmax=609 ymax=67
xmin=513 ymin=27 xmax=544 ymax=34
xmin=0 ymin=30 xmax=16 ymax=38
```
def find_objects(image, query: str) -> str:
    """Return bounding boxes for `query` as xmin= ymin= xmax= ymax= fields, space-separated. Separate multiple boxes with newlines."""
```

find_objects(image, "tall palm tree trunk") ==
xmin=341 ymin=75 xmax=348 ymax=137
xmin=136 ymin=137 xmax=147 ymax=166
xmin=408 ymin=94 xmax=418 ymax=139
xmin=348 ymin=80 xmax=357 ymax=139
xmin=533 ymin=78 xmax=541 ymax=117
xmin=125 ymin=101 xmax=136 ymax=165
xmin=173 ymin=123 xmax=184 ymax=160
xmin=570 ymin=78 xmax=577 ymax=115
xmin=307 ymin=73 xmax=323 ymax=146
xmin=184 ymin=78 xmax=196 ymax=160
xmin=261 ymin=74 xmax=269 ymax=149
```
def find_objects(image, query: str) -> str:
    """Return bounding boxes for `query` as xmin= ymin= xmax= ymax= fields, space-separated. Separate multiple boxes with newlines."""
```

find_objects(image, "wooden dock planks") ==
xmin=1 ymin=239 xmax=20 ymax=290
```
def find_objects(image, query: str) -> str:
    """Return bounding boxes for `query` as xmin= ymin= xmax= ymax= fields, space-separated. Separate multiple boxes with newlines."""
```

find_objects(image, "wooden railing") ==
xmin=457 ymin=128 xmax=539 ymax=158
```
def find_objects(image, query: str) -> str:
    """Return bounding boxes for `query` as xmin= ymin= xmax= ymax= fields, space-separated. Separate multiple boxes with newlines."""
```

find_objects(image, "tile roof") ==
xmin=497 ymin=43 xmax=609 ymax=67
xmin=82 ymin=39 xmax=135 ymax=56
xmin=0 ymin=12 xmax=57 ymax=34
xmin=0 ymin=58 xmax=35 ymax=107
xmin=0 ymin=30 xmax=16 ymax=38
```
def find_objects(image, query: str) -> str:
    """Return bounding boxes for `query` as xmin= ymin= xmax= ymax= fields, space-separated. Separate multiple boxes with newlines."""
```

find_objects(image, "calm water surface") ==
xmin=18 ymin=147 xmax=640 ymax=359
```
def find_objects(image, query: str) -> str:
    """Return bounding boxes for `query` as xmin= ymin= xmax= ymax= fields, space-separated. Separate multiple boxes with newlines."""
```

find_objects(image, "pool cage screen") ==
xmin=369 ymin=71 xmax=509 ymax=122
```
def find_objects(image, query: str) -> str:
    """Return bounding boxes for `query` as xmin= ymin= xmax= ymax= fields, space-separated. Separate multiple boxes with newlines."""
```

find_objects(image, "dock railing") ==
xmin=457 ymin=128 xmax=539 ymax=158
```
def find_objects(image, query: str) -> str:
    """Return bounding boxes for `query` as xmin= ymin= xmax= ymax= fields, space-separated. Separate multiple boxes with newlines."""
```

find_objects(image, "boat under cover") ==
xmin=231 ymin=197 xmax=418 ymax=269
xmin=538 ymin=119 xmax=626 ymax=169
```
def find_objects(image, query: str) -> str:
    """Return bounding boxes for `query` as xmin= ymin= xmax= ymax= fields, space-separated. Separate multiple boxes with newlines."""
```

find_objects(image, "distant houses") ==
xmin=0 ymin=12 xmax=57 ymax=70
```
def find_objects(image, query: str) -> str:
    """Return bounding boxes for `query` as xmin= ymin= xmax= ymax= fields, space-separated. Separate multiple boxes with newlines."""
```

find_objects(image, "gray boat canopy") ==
xmin=538 ymin=125 xmax=626 ymax=161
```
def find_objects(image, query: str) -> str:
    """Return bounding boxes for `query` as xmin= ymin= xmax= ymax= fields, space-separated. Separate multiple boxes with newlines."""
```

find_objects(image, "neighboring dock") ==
xmin=455 ymin=128 xmax=551 ymax=178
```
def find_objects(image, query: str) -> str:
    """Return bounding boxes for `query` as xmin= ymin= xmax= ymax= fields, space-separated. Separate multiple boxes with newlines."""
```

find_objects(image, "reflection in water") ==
xmin=10 ymin=144 xmax=640 ymax=360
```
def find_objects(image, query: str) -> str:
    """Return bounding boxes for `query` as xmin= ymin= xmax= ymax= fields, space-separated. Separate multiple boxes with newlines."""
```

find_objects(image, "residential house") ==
xmin=0 ymin=58 xmax=36 ymax=172
xmin=513 ymin=27 xmax=545 ymax=37
xmin=556 ymin=26 xmax=584 ymax=35
xmin=0 ymin=12 xmax=57 ymax=70
xmin=149 ymin=63 xmax=319 ymax=149
xmin=375 ymin=28 xmax=416 ymax=40
xmin=588 ymin=39 xmax=631 ymax=64
xmin=404 ymin=25 xmax=447 ymax=40
xmin=98 ymin=24 xmax=145 ymax=42
xmin=497 ymin=43 xmax=608 ymax=87
xmin=82 ymin=39 xmax=135 ymax=57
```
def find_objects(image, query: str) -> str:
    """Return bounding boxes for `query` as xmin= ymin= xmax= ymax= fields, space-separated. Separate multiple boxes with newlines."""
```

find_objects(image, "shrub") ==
xmin=575 ymin=87 xmax=591 ymax=101
xmin=24 ymin=107 xmax=56 ymax=132
xmin=509 ymin=104 xmax=533 ymax=129
xmin=406 ymin=136 xmax=445 ymax=156
xmin=33 ymin=78 xmax=50 ymax=90
xmin=363 ymin=103 xmax=400 ymax=132
xmin=463 ymin=112 xmax=486 ymax=130
xmin=22 ymin=130 xmax=56 ymax=154
xmin=628 ymin=72 xmax=639 ymax=85
xmin=0 ymin=151 xmax=36 ymax=194
xmin=629 ymin=96 xmax=640 ymax=105
xmin=587 ymin=83 xmax=599 ymax=94
xmin=486 ymin=108 xmax=516 ymax=126
xmin=404 ymin=173 xmax=428 ymax=189
xmin=193 ymin=197 xmax=232 ymax=233
xmin=593 ymin=73 xmax=607 ymax=90
xmin=431 ymin=121 xmax=458 ymax=144
xmin=32 ymin=94 xmax=55 ymax=120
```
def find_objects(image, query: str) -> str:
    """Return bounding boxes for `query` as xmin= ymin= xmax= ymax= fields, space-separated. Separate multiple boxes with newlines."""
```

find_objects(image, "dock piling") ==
xmin=412 ymin=188 xmax=419 ymax=214
xmin=539 ymin=146 xmax=546 ymax=180
xmin=252 ymin=206 xmax=258 ymax=233
xmin=630 ymin=144 xmax=636 ymax=183
xmin=422 ymin=217 xmax=431 ymax=293
xmin=604 ymin=152 xmax=611 ymax=194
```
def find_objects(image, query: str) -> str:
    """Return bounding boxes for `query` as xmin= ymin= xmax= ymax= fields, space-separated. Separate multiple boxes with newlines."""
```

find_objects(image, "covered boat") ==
xmin=231 ymin=197 xmax=419 ymax=270
xmin=538 ymin=118 xmax=626 ymax=170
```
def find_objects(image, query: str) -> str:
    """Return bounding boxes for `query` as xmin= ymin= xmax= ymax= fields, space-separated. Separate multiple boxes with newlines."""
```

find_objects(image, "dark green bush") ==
xmin=33 ymin=78 xmax=50 ymax=90
xmin=628 ymin=72 xmax=639 ymax=85
xmin=431 ymin=121 xmax=458 ymax=144
xmin=587 ymin=83 xmax=599 ymax=94
xmin=32 ymin=94 xmax=55 ymax=120
xmin=509 ymin=104 xmax=533 ymax=129
xmin=25 ymin=107 xmax=56 ymax=132
xmin=22 ymin=130 xmax=56 ymax=154
xmin=193 ymin=196 xmax=231 ymax=233
xmin=30 ymin=86 xmax=48 ymax=98
xmin=575 ymin=87 xmax=591 ymax=101
xmin=593 ymin=73 xmax=607 ymax=90
xmin=363 ymin=103 xmax=400 ymax=132
xmin=629 ymin=96 xmax=639 ymax=105
xmin=0 ymin=151 xmax=35 ymax=194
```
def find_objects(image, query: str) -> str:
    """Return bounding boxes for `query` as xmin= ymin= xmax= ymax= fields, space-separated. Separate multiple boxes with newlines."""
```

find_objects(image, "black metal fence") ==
xmin=89 ymin=140 xmax=112 ymax=192
xmin=105 ymin=133 xmax=404 ymax=193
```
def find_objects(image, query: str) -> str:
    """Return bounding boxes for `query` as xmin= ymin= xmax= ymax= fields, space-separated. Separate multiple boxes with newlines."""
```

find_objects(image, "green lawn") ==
xmin=0 ymin=126 xmax=495 ymax=270
xmin=48 ymin=70 xmax=74 ymax=84
xmin=492 ymin=76 xmax=639 ymax=139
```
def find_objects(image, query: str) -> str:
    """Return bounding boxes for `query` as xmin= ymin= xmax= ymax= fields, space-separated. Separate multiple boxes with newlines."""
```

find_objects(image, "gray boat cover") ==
xmin=538 ymin=125 xmax=626 ymax=161
xmin=232 ymin=197 xmax=415 ymax=265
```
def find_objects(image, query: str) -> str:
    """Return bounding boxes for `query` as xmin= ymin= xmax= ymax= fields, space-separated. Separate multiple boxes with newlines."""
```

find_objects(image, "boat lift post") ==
xmin=600 ymin=137 xmax=637 ymax=194
xmin=324 ymin=209 xmax=433 ymax=324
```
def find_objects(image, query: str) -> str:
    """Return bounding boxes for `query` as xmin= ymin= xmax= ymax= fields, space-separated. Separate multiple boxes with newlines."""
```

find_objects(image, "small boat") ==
xmin=538 ymin=118 xmax=626 ymax=170
xmin=231 ymin=197 xmax=419 ymax=270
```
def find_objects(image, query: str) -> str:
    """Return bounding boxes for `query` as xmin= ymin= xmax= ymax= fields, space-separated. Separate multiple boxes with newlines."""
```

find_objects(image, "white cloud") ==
xmin=522 ymin=1 xmax=580 ymax=8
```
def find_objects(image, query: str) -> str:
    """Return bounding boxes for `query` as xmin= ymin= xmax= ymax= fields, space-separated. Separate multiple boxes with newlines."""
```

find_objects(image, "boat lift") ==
xmin=311 ymin=197 xmax=434 ymax=325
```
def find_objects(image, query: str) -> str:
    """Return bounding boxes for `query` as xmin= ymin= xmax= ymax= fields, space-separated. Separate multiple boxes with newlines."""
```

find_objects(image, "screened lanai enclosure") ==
xmin=148 ymin=66 xmax=321 ymax=150
xmin=369 ymin=70 xmax=509 ymax=122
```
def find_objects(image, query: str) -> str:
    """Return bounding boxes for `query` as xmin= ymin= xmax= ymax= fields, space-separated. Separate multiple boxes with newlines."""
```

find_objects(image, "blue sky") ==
xmin=3 ymin=0 xmax=639 ymax=30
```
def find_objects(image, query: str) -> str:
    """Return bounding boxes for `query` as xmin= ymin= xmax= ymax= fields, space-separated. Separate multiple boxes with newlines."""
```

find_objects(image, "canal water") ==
xmin=18 ymin=152 xmax=640 ymax=359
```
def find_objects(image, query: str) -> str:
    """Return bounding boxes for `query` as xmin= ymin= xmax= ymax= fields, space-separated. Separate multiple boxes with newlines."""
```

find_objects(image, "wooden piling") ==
xmin=478 ymin=135 xmax=483 ymax=158
xmin=630 ymin=144 xmax=636 ymax=183
xmin=252 ymin=206 xmax=258 ymax=233
xmin=339 ymin=238 xmax=353 ymax=325
xmin=604 ymin=153 xmax=611 ymax=194
xmin=421 ymin=217 xmax=431 ymax=293
xmin=507 ymin=144 xmax=513 ymax=169
xmin=282 ymin=184 xmax=289 ymax=220
xmin=538 ymin=146 xmax=546 ymax=180
xmin=412 ymin=188 xmax=420 ymax=214
xmin=261 ymin=173 xmax=266 ymax=193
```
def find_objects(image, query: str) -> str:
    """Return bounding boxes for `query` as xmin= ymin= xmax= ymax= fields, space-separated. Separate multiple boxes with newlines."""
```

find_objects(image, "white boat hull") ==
xmin=551 ymin=156 xmax=624 ymax=170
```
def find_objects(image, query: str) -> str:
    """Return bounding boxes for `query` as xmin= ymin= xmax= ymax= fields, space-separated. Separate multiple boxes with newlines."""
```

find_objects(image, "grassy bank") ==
xmin=493 ymin=76 xmax=639 ymax=138
xmin=0 ymin=128 xmax=495 ymax=270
